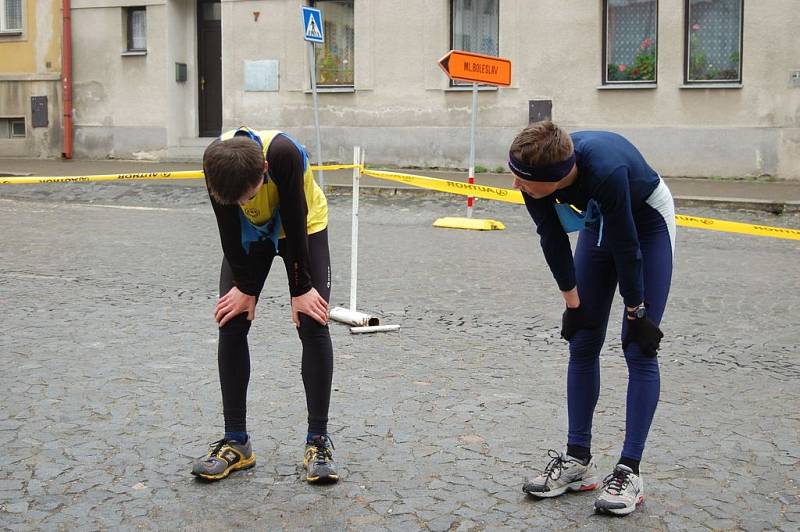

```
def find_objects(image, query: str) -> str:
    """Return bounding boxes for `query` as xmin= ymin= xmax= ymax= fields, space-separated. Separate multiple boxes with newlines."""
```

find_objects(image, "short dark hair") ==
xmin=203 ymin=137 xmax=264 ymax=204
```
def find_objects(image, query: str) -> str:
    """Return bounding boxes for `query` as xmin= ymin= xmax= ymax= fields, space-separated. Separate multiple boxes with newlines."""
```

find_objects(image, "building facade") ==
xmin=0 ymin=0 xmax=62 ymax=157
xmin=2 ymin=0 xmax=800 ymax=179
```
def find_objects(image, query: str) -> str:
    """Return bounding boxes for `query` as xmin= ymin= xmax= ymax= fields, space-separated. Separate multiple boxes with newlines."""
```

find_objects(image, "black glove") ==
xmin=561 ymin=306 xmax=596 ymax=341
xmin=623 ymin=316 xmax=663 ymax=357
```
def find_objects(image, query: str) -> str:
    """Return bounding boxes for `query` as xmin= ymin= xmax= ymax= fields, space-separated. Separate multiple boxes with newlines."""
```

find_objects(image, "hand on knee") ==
xmin=622 ymin=316 xmax=662 ymax=357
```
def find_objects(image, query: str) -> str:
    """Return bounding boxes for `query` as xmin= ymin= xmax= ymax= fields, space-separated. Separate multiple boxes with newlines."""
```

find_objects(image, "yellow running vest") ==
xmin=219 ymin=128 xmax=328 ymax=238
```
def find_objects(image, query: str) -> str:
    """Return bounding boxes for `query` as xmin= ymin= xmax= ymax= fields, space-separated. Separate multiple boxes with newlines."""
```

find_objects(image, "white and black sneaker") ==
xmin=523 ymin=449 xmax=599 ymax=498
xmin=594 ymin=464 xmax=644 ymax=515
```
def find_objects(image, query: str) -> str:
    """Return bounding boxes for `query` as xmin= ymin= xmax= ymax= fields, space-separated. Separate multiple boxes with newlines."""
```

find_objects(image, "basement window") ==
xmin=1 ymin=118 xmax=26 ymax=138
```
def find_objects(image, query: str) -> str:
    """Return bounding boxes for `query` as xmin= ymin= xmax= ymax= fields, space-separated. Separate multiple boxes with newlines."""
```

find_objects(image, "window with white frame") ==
xmin=1 ymin=0 xmax=23 ymax=32
xmin=685 ymin=0 xmax=742 ymax=83
xmin=451 ymin=0 xmax=499 ymax=85
xmin=311 ymin=0 xmax=354 ymax=87
xmin=126 ymin=7 xmax=147 ymax=51
xmin=604 ymin=0 xmax=657 ymax=84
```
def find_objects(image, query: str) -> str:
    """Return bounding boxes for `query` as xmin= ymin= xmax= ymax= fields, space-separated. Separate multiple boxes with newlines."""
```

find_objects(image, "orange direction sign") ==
xmin=438 ymin=50 xmax=512 ymax=86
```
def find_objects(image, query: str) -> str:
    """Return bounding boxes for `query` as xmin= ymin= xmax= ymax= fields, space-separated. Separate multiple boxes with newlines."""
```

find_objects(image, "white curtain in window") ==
xmin=4 ymin=0 xmax=23 ymax=30
xmin=608 ymin=0 xmax=657 ymax=67
xmin=131 ymin=10 xmax=146 ymax=50
xmin=688 ymin=0 xmax=741 ymax=79
xmin=452 ymin=0 xmax=498 ymax=56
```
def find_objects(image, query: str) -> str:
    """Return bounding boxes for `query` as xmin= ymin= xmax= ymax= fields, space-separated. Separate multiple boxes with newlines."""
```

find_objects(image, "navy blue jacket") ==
xmin=523 ymin=131 xmax=659 ymax=307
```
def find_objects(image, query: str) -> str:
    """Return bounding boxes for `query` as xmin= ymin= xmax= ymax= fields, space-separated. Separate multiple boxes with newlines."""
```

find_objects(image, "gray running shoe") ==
xmin=594 ymin=464 xmax=644 ymax=515
xmin=304 ymin=435 xmax=339 ymax=484
xmin=191 ymin=438 xmax=256 ymax=481
xmin=523 ymin=449 xmax=599 ymax=498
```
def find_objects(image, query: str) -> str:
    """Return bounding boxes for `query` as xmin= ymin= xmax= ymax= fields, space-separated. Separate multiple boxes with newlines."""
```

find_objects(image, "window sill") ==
xmin=597 ymin=83 xmax=657 ymax=90
xmin=444 ymin=85 xmax=499 ymax=92
xmin=121 ymin=50 xmax=147 ymax=56
xmin=680 ymin=83 xmax=742 ymax=89
xmin=304 ymin=87 xmax=355 ymax=93
xmin=0 ymin=30 xmax=23 ymax=36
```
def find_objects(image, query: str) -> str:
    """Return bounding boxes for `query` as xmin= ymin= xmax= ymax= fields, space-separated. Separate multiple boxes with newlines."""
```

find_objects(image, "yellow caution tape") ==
xmin=0 ymin=166 xmax=352 ymax=185
xmin=312 ymin=164 xmax=359 ymax=171
xmin=0 ymin=170 xmax=204 ymax=185
xmin=675 ymin=214 xmax=800 ymax=240
xmin=362 ymin=169 xmax=525 ymax=204
xmin=362 ymin=169 xmax=800 ymax=241
xmin=1 ymin=164 xmax=797 ymax=241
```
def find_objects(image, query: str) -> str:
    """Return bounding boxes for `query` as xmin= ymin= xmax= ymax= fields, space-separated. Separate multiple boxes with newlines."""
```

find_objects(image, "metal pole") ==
xmin=350 ymin=146 xmax=360 ymax=311
xmin=308 ymin=42 xmax=324 ymax=186
xmin=467 ymin=82 xmax=478 ymax=218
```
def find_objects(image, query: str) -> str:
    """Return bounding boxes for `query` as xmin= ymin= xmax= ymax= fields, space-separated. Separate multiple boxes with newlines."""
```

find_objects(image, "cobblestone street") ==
xmin=1 ymin=181 xmax=799 ymax=531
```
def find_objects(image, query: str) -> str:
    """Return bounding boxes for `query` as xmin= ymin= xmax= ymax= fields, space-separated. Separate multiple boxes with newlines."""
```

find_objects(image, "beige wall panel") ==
xmin=223 ymin=0 xmax=298 ymax=127
xmin=0 ymin=79 xmax=61 ymax=157
xmin=71 ymin=5 xmax=167 ymax=156
xmin=166 ymin=0 xmax=197 ymax=145
xmin=72 ymin=0 xmax=165 ymax=9
xmin=73 ymin=9 xmax=128 ymax=125
xmin=54 ymin=0 xmax=800 ymax=175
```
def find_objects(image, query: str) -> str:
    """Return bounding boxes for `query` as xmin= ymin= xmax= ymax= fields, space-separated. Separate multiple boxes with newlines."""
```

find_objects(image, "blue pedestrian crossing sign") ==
xmin=302 ymin=7 xmax=324 ymax=43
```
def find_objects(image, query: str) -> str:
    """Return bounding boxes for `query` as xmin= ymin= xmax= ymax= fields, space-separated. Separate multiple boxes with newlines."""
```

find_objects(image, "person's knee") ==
xmin=623 ymin=345 xmax=660 ymax=379
xmin=296 ymin=314 xmax=330 ymax=340
xmin=219 ymin=313 xmax=252 ymax=337
xmin=569 ymin=328 xmax=605 ymax=360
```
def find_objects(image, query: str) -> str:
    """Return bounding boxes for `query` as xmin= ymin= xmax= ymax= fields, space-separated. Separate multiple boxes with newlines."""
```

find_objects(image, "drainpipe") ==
xmin=61 ymin=0 xmax=73 ymax=158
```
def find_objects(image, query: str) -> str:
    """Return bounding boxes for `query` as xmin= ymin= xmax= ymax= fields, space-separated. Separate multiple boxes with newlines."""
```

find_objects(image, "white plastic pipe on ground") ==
xmin=350 ymin=325 xmax=401 ymax=334
xmin=329 ymin=306 xmax=379 ymax=327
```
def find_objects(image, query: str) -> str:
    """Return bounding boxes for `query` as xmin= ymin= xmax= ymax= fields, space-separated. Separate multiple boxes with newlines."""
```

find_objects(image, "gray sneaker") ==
xmin=594 ymin=464 xmax=644 ymax=515
xmin=523 ymin=449 xmax=599 ymax=498
xmin=304 ymin=435 xmax=339 ymax=484
xmin=191 ymin=438 xmax=256 ymax=481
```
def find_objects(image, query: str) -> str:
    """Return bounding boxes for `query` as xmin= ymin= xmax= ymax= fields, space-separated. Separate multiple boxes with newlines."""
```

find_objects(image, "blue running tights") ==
xmin=566 ymin=204 xmax=673 ymax=461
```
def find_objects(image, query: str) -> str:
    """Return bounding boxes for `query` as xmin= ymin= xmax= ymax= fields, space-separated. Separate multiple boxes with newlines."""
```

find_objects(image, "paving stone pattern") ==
xmin=1 ymin=182 xmax=799 ymax=531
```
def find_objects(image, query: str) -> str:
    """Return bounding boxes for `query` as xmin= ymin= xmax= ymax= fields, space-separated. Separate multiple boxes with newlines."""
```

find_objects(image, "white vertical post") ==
xmin=308 ymin=42 xmax=324 ymax=187
xmin=350 ymin=146 xmax=361 ymax=311
xmin=467 ymin=81 xmax=478 ymax=218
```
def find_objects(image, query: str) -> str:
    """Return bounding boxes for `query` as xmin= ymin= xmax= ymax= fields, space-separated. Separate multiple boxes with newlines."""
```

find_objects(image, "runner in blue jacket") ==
xmin=509 ymin=121 xmax=675 ymax=516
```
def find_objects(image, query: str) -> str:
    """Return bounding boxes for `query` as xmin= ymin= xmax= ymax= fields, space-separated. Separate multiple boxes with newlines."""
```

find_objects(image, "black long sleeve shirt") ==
xmin=207 ymin=133 xmax=313 ymax=297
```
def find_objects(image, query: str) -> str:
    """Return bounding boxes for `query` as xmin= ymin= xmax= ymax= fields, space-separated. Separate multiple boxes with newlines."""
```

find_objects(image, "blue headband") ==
xmin=508 ymin=152 xmax=576 ymax=182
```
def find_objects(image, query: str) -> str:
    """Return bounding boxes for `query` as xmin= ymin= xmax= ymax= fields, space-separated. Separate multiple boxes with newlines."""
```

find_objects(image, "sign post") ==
xmin=437 ymin=50 xmax=512 ymax=230
xmin=302 ymin=6 xmax=325 ymax=186
xmin=467 ymin=81 xmax=477 ymax=218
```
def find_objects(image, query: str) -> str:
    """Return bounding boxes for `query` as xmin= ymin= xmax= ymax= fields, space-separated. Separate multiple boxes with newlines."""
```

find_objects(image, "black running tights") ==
xmin=217 ymin=229 xmax=333 ymax=436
